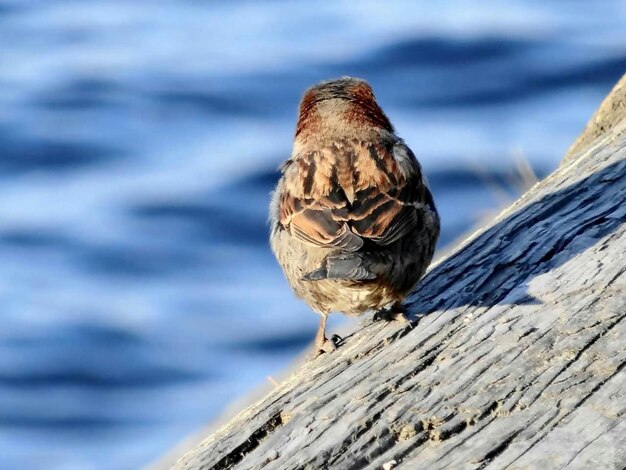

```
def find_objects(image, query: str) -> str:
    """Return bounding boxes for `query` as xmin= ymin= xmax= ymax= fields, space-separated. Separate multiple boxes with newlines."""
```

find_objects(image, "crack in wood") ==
xmin=476 ymin=429 xmax=524 ymax=469
xmin=209 ymin=413 xmax=284 ymax=470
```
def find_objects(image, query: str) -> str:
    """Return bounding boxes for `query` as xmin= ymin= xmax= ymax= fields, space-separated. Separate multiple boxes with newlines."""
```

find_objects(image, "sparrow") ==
xmin=270 ymin=77 xmax=440 ymax=357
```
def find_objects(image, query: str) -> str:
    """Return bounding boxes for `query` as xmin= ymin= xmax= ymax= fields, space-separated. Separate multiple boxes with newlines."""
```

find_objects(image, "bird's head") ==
xmin=295 ymin=77 xmax=394 ymax=141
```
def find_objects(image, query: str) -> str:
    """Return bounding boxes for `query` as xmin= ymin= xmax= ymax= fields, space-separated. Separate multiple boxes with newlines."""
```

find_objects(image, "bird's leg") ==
xmin=312 ymin=314 xmax=337 ymax=357
xmin=373 ymin=302 xmax=411 ymax=324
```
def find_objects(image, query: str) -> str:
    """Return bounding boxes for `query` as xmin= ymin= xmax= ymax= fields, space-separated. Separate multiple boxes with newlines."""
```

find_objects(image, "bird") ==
xmin=270 ymin=77 xmax=440 ymax=357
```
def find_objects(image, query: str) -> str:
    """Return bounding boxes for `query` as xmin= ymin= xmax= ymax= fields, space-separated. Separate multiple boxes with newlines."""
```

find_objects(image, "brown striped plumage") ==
xmin=270 ymin=77 xmax=440 ymax=356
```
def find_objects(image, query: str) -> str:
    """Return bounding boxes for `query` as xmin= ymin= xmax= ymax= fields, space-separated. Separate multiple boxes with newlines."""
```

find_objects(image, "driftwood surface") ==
xmin=173 ymin=75 xmax=626 ymax=470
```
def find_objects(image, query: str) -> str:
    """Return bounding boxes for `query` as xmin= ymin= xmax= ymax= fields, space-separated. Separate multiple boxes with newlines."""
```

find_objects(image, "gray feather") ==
xmin=302 ymin=253 xmax=378 ymax=281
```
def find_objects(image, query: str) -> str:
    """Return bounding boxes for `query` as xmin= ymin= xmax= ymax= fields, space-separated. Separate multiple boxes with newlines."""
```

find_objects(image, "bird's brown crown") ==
xmin=295 ymin=77 xmax=394 ymax=139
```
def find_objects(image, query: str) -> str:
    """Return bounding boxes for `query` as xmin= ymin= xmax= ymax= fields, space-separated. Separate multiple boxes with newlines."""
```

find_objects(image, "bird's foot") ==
xmin=311 ymin=334 xmax=342 ymax=359
xmin=373 ymin=307 xmax=412 ymax=325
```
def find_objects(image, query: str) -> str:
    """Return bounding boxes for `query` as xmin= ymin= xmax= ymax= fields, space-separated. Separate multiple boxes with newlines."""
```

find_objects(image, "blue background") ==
xmin=0 ymin=1 xmax=625 ymax=468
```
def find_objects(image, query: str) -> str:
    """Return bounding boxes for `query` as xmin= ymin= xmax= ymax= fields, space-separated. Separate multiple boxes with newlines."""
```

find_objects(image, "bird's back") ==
xmin=270 ymin=133 xmax=439 ymax=315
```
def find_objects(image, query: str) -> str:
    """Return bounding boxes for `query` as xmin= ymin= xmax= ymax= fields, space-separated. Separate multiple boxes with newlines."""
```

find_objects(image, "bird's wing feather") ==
xmin=350 ymin=141 xmax=431 ymax=245
xmin=278 ymin=140 xmax=432 ymax=249
xmin=278 ymin=149 xmax=364 ymax=251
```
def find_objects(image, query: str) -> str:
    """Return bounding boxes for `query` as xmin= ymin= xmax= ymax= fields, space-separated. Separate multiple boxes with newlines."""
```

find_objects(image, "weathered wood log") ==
xmin=174 ymin=74 xmax=626 ymax=470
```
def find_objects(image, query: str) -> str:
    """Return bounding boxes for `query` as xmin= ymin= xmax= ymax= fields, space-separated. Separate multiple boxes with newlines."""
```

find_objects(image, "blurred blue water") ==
xmin=0 ymin=1 xmax=625 ymax=468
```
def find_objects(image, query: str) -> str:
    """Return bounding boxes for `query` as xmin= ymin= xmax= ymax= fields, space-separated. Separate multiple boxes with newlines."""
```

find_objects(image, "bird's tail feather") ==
xmin=302 ymin=253 xmax=377 ymax=281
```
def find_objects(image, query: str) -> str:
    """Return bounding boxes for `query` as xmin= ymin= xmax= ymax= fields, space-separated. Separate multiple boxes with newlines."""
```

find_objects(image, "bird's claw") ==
xmin=311 ymin=334 xmax=342 ymax=359
xmin=373 ymin=308 xmax=412 ymax=325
